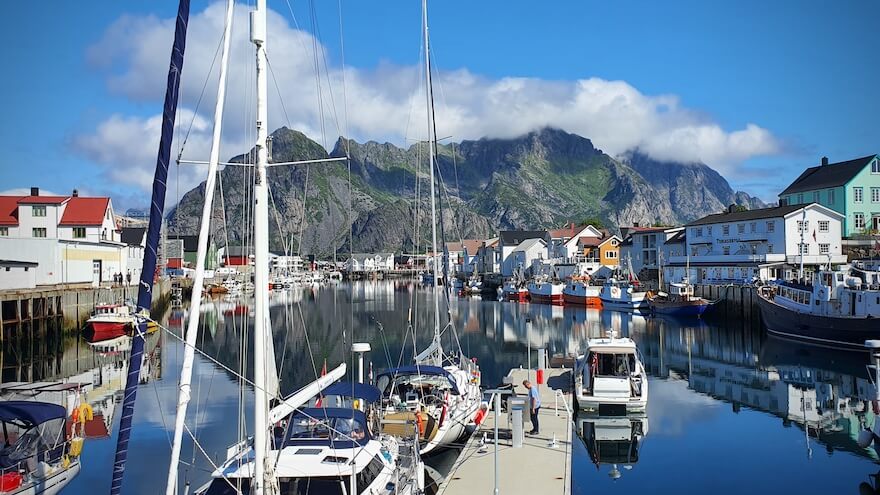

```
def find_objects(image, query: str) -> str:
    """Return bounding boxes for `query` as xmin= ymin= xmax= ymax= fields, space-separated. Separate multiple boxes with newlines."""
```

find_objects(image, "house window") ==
xmin=798 ymin=193 xmax=804 ymax=204
xmin=695 ymin=227 xmax=703 ymax=237
xmin=813 ymin=191 xmax=820 ymax=203
xmin=855 ymin=187 xmax=864 ymax=203
xmin=818 ymin=221 xmax=829 ymax=233
xmin=767 ymin=244 xmax=774 ymax=253
xmin=766 ymin=221 xmax=775 ymax=233
xmin=33 ymin=205 xmax=46 ymax=217
xmin=0 ymin=227 xmax=7 ymax=236
xmin=606 ymin=251 xmax=617 ymax=259
xmin=819 ymin=243 xmax=830 ymax=254
xmin=723 ymin=246 xmax=730 ymax=255
xmin=855 ymin=213 xmax=866 ymax=230
xmin=872 ymin=187 xmax=880 ymax=203
xmin=751 ymin=244 xmax=758 ymax=255
xmin=799 ymin=243 xmax=809 ymax=255
xmin=797 ymin=220 xmax=809 ymax=233
xmin=707 ymin=226 xmax=712 ymax=236
xmin=828 ymin=189 xmax=835 ymax=203
xmin=873 ymin=159 xmax=880 ymax=174
xmin=32 ymin=227 xmax=46 ymax=238
xmin=728 ymin=267 xmax=735 ymax=279
xmin=737 ymin=224 xmax=745 ymax=234
xmin=750 ymin=222 xmax=756 ymax=233
xmin=723 ymin=225 xmax=730 ymax=236
xmin=691 ymin=247 xmax=698 ymax=257
xmin=73 ymin=227 xmax=86 ymax=239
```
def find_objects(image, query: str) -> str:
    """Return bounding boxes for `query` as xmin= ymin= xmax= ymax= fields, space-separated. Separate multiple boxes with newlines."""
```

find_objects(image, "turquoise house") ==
xmin=779 ymin=155 xmax=880 ymax=237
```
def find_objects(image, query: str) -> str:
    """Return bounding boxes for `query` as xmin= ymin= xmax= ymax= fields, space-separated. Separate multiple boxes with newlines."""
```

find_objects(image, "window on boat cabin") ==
xmin=855 ymin=187 xmax=864 ymax=203
xmin=592 ymin=352 xmax=637 ymax=376
xmin=737 ymin=223 xmax=745 ymax=234
xmin=202 ymin=478 xmax=251 ymax=495
xmin=766 ymin=221 xmax=775 ymax=233
xmin=723 ymin=246 xmax=730 ymax=255
xmin=819 ymin=244 xmax=829 ymax=254
xmin=277 ymin=477 xmax=349 ymax=495
xmin=287 ymin=415 xmax=366 ymax=443
xmin=723 ymin=225 xmax=730 ymax=236
xmin=356 ymin=455 xmax=387 ymax=492
xmin=818 ymin=221 xmax=829 ymax=233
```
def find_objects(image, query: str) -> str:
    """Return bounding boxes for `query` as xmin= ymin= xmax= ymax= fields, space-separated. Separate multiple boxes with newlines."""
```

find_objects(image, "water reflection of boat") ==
xmin=576 ymin=415 xmax=648 ymax=479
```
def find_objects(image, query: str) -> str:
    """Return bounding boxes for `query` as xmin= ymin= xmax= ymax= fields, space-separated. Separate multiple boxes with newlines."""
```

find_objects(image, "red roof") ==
xmin=578 ymin=236 xmax=602 ymax=247
xmin=446 ymin=239 xmax=484 ymax=254
xmin=59 ymin=197 xmax=110 ymax=226
xmin=0 ymin=196 xmax=24 ymax=225
xmin=17 ymin=195 xmax=69 ymax=205
xmin=627 ymin=226 xmax=667 ymax=233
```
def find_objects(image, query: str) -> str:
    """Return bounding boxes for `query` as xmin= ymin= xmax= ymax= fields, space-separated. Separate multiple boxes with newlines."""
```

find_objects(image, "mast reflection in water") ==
xmin=4 ymin=281 xmax=879 ymax=495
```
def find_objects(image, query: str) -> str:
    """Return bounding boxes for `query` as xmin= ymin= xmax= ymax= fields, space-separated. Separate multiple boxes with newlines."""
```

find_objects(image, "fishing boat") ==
xmin=0 ymin=401 xmax=83 ymax=495
xmin=598 ymin=278 xmax=648 ymax=311
xmin=756 ymin=265 xmax=880 ymax=349
xmin=647 ymin=280 xmax=710 ymax=317
xmin=83 ymin=302 xmax=157 ymax=343
xmin=501 ymin=280 xmax=529 ymax=302
xmin=562 ymin=278 xmax=602 ymax=307
xmin=528 ymin=274 xmax=564 ymax=304
xmin=573 ymin=330 xmax=648 ymax=414
xmin=577 ymin=415 xmax=648 ymax=480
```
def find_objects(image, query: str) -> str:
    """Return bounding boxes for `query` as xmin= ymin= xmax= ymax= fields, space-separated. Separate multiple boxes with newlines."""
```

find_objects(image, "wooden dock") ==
xmin=437 ymin=367 xmax=573 ymax=495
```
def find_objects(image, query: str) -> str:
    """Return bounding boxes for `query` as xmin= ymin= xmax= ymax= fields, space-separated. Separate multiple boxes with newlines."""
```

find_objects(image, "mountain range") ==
xmin=166 ymin=127 xmax=765 ymax=255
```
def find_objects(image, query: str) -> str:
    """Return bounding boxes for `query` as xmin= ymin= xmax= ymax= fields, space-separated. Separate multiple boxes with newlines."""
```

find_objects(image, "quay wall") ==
xmin=693 ymin=284 xmax=762 ymax=326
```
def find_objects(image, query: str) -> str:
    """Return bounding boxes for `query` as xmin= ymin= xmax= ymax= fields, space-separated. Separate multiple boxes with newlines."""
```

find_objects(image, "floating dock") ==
xmin=437 ymin=367 xmax=573 ymax=495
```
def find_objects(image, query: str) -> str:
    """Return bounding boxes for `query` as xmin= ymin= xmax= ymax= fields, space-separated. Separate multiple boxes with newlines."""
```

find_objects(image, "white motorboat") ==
xmin=574 ymin=331 xmax=648 ymax=414
xmin=598 ymin=278 xmax=648 ymax=311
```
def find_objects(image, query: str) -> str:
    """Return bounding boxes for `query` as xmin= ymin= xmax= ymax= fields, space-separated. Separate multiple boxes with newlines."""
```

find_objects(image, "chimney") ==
xmin=728 ymin=204 xmax=737 ymax=213
xmin=633 ymin=222 xmax=640 ymax=228
xmin=30 ymin=187 xmax=39 ymax=196
xmin=821 ymin=156 xmax=829 ymax=166
xmin=72 ymin=189 xmax=79 ymax=197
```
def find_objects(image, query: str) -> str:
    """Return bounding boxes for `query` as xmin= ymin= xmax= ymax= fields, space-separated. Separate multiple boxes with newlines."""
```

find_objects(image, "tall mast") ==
xmin=423 ymin=0 xmax=441 ymax=362
xmin=251 ymin=0 xmax=276 ymax=493
xmin=164 ymin=1 xmax=233 ymax=493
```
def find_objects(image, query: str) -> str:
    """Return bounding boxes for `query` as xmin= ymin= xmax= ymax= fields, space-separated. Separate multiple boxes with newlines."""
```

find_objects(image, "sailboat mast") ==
xmin=164 ymin=1 xmax=234 ymax=493
xmin=252 ymin=0 xmax=274 ymax=493
xmin=423 ymin=0 xmax=441 ymax=357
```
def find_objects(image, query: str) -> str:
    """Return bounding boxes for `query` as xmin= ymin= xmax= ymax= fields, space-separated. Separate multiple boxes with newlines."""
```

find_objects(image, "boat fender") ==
xmin=76 ymin=403 xmax=94 ymax=423
xmin=415 ymin=411 xmax=425 ymax=435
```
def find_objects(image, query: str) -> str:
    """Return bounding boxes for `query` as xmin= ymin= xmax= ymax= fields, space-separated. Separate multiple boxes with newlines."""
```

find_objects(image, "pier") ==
xmin=438 ymin=367 xmax=573 ymax=495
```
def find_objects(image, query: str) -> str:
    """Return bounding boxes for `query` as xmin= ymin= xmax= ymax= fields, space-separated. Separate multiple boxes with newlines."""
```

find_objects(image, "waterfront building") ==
xmin=346 ymin=253 xmax=395 ymax=273
xmin=474 ymin=237 xmax=500 ymax=274
xmin=445 ymin=239 xmax=484 ymax=274
xmin=548 ymin=223 xmax=604 ymax=262
xmin=0 ymin=260 xmax=38 ymax=290
xmin=778 ymin=154 xmax=880 ymax=237
xmin=498 ymin=231 xmax=550 ymax=276
xmin=0 ymin=188 xmax=127 ymax=287
xmin=663 ymin=203 xmax=847 ymax=284
xmin=120 ymin=227 xmax=146 ymax=285
xmin=167 ymin=234 xmax=216 ymax=268
xmin=598 ymin=235 xmax=621 ymax=268
xmin=619 ymin=226 xmax=676 ymax=280
xmin=502 ymin=238 xmax=549 ymax=277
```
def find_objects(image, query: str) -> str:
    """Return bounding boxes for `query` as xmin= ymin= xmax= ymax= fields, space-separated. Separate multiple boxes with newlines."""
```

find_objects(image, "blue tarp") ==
xmin=323 ymin=382 xmax=381 ymax=403
xmin=376 ymin=365 xmax=461 ymax=395
xmin=0 ymin=401 xmax=66 ymax=427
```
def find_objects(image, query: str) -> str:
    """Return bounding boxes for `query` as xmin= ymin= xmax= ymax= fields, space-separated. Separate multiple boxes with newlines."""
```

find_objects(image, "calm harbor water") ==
xmin=3 ymin=280 xmax=879 ymax=494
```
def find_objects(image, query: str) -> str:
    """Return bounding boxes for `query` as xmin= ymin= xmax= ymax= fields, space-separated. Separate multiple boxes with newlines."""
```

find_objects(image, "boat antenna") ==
xmin=111 ymin=0 xmax=191 ymax=493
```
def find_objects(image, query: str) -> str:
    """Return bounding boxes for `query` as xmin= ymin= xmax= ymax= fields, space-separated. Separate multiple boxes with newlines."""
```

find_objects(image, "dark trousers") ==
xmin=530 ymin=407 xmax=540 ymax=433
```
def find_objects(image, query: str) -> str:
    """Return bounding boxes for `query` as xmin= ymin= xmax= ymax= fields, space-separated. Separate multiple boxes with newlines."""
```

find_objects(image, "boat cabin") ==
xmin=0 ymin=401 xmax=77 ymax=493
xmin=375 ymin=365 xmax=462 ymax=408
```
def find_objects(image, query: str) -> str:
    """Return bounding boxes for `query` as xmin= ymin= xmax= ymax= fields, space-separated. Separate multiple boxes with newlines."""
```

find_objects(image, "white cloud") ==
xmin=0 ymin=188 xmax=64 ymax=197
xmin=75 ymin=0 xmax=782 ymax=197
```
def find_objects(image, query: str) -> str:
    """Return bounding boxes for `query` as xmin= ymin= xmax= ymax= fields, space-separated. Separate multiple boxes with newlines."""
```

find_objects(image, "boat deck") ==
xmin=436 ymin=367 xmax=573 ymax=495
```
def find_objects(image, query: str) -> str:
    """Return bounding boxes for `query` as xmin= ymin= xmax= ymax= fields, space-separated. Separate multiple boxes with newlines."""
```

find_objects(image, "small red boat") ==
xmin=83 ymin=303 xmax=157 ymax=343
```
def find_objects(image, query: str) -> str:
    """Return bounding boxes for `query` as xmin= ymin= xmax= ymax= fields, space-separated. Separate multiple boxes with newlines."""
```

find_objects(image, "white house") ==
xmin=547 ymin=224 xmax=604 ymax=262
xmin=663 ymin=203 xmax=847 ymax=284
xmin=475 ymin=238 xmax=501 ymax=274
xmin=502 ymin=238 xmax=548 ymax=277
xmin=347 ymin=253 xmax=395 ymax=272
xmin=499 ymin=231 xmax=550 ymax=277
xmin=120 ymin=227 xmax=146 ymax=285
xmin=619 ymin=226 xmax=675 ymax=280
xmin=0 ymin=188 xmax=126 ymax=287
xmin=445 ymin=239 xmax=483 ymax=275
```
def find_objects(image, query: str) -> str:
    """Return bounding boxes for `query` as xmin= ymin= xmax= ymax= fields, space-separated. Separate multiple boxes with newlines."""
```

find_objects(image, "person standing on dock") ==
xmin=523 ymin=380 xmax=541 ymax=435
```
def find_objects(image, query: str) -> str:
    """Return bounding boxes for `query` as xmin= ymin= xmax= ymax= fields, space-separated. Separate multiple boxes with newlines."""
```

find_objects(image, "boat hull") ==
xmin=649 ymin=299 xmax=709 ymax=317
xmin=84 ymin=321 xmax=129 ymax=342
xmin=528 ymin=283 xmax=564 ymax=304
xmin=757 ymin=294 xmax=880 ymax=349
xmin=504 ymin=290 xmax=529 ymax=302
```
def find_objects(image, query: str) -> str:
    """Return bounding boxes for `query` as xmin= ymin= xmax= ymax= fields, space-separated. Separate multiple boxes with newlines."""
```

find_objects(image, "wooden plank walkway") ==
xmin=437 ymin=367 xmax=573 ymax=495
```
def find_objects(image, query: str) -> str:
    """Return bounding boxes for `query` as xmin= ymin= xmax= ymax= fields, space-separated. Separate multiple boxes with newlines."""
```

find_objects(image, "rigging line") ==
xmin=268 ymin=177 xmax=290 ymax=255
xmin=177 ymin=29 xmax=226 ymax=161
xmin=264 ymin=53 xmax=293 ymax=128
xmin=181 ymin=423 xmax=240 ymax=492
xmin=297 ymin=163 xmax=311 ymax=255
xmin=336 ymin=0 xmax=350 ymax=156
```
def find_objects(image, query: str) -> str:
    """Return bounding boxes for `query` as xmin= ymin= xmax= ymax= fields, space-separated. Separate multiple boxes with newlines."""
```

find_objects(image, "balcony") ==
xmin=785 ymin=254 xmax=847 ymax=265
xmin=667 ymin=253 xmax=786 ymax=264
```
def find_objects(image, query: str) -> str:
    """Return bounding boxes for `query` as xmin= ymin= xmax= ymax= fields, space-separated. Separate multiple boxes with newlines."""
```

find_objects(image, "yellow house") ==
xmin=598 ymin=235 xmax=621 ymax=267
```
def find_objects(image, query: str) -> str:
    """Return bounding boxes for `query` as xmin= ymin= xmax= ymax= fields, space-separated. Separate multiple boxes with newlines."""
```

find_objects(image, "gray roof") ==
xmin=499 ymin=231 xmax=550 ymax=246
xmin=512 ymin=238 xmax=546 ymax=253
xmin=0 ymin=259 xmax=38 ymax=267
xmin=224 ymin=246 xmax=251 ymax=257
xmin=120 ymin=227 xmax=146 ymax=246
xmin=780 ymin=155 xmax=876 ymax=196
xmin=686 ymin=204 xmax=804 ymax=227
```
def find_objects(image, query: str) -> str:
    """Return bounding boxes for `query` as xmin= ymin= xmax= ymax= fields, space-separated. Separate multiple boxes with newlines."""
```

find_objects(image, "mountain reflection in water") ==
xmin=2 ymin=281 xmax=879 ymax=495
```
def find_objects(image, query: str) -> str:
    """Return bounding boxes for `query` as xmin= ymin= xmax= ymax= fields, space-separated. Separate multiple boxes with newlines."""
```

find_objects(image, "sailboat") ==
xmin=156 ymin=1 xmax=423 ymax=494
xmin=377 ymin=0 xmax=482 ymax=456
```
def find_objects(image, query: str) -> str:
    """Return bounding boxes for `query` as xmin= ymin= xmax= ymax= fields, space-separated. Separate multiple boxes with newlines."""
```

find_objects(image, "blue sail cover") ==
xmin=377 ymin=365 xmax=461 ymax=395
xmin=110 ymin=1 xmax=191 ymax=494
xmin=0 ymin=401 xmax=66 ymax=428
xmin=322 ymin=382 xmax=382 ymax=403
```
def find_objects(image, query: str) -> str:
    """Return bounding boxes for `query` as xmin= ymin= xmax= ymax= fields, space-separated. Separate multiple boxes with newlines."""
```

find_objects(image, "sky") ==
xmin=0 ymin=0 xmax=878 ymax=211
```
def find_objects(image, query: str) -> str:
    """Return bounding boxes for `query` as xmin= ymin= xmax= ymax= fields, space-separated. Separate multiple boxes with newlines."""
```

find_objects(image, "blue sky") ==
xmin=0 ymin=0 xmax=878 ymax=210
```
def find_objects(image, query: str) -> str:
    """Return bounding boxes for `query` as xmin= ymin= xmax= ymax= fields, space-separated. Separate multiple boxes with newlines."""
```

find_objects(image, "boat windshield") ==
xmin=591 ymin=352 xmax=637 ymax=377
xmin=0 ymin=418 xmax=66 ymax=471
xmin=287 ymin=416 xmax=366 ymax=443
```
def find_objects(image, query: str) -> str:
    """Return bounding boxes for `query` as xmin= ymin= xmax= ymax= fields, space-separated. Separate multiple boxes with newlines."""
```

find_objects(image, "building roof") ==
xmin=512 ymin=238 xmax=547 ymax=253
xmin=120 ymin=227 xmax=147 ymax=246
xmin=167 ymin=234 xmax=207 ymax=252
xmin=59 ymin=197 xmax=110 ymax=226
xmin=446 ymin=239 xmax=484 ymax=255
xmin=0 ymin=259 xmax=39 ymax=267
xmin=17 ymin=195 xmax=69 ymax=205
xmin=686 ymin=204 xmax=805 ymax=226
xmin=548 ymin=224 xmax=585 ymax=239
xmin=499 ymin=230 xmax=550 ymax=246
xmin=664 ymin=230 xmax=686 ymax=244
xmin=578 ymin=236 xmax=602 ymax=248
xmin=626 ymin=226 xmax=667 ymax=234
xmin=598 ymin=235 xmax=621 ymax=247
xmin=224 ymin=246 xmax=251 ymax=257
xmin=780 ymin=154 xmax=877 ymax=196
xmin=0 ymin=196 xmax=24 ymax=225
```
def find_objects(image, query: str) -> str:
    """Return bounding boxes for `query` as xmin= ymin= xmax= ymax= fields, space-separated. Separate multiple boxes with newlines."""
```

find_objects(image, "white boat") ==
xmin=527 ymin=275 xmax=564 ymax=304
xmin=501 ymin=280 xmax=528 ymax=301
xmin=598 ymin=278 xmax=648 ymax=311
xmin=0 ymin=401 xmax=83 ymax=495
xmin=562 ymin=278 xmax=602 ymax=307
xmin=574 ymin=331 xmax=648 ymax=414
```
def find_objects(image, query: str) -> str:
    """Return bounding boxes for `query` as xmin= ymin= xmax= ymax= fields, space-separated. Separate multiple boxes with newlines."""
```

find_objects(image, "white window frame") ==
xmin=855 ymin=213 xmax=866 ymax=230
xmin=766 ymin=221 xmax=775 ymax=233
xmin=873 ymin=159 xmax=880 ymax=174
xmin=819 ymin=243 xmax=830 ymax=254
xmin=723 ymin=225 xmax=730 ymax=236
xmin=73 ymin=227 xmax=86 ymax=239
xmin=723 ymin=246 xmax=730 ymax=256
xmin=799 ymin=243 xmax=809 ymax=255
xmin=33 ymin=205 xmax=46 ymax=217
xmin=32 ymin=227 xmax=46 ymax=238
xmin=737 ymin=223 xmax=745 ymax=234
xmin=0 ymin=227 xmax=7 ymax=236
xmin=855 ymin=187 xmax=864 ymax=203
xmin=818 ymin=221 xmax=829 ymax=233
xmin=813 ymin=191 xmax=820 ymax=203
xmin=872 ymin=187 xmax=880 ymax=203
xmin=798 ymin=220 xmax=809 ymax=233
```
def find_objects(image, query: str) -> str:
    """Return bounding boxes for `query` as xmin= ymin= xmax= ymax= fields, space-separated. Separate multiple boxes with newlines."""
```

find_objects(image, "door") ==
xmin=873 ymin=215 xmax=880 ymax=231
xmin=92 ymin=260 xmax=102 ymax=288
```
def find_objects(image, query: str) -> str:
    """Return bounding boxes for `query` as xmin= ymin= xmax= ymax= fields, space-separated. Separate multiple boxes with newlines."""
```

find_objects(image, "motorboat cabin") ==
xmin=574 ymin=333 xmax=648 ymax=414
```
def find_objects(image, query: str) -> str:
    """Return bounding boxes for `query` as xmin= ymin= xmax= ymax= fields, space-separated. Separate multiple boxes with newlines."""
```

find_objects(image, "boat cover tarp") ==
xmin=323 ymin=382 xmax=381 ymax=403
xmin=0 ymin=401 xmax=66 ymax=427
xmin=376 ymin=365 xmax=461 ymax=395
xmin=286 ymin=407 xmax=370 ymax=449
